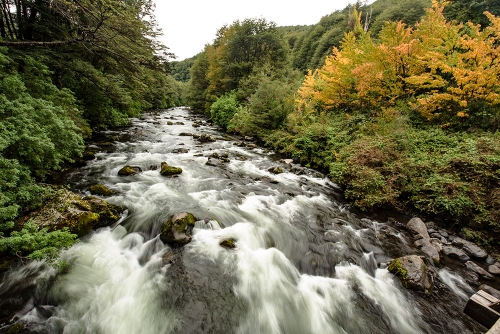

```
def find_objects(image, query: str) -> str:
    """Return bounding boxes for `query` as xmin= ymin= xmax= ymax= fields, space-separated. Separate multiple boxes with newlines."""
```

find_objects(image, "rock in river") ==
xmin=160 ymin=162 xmax=183 ymax=176
xmin=160 ymin=212 xmax=197 ymax=245
xmin=118 ymin=165 xmax=142 ymax=176
xmin=388 ymin=255 xmax=434 ymax=294
xmin=19 ymin=188 xmax=124 ymax=237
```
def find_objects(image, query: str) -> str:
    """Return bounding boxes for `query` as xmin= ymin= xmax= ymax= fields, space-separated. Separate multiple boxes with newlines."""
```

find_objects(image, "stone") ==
xmin=415 ymin=238 xmax=440 ymax=264
xmin=244 ymin=136 xmax=255 ymax=141
xmin=179 ymin=132 xmax=193 ymax=136
xmin=268 ymin=166 xmax=283 ymax=174
xmin=172 ymin=148 xmax=189 ymax=154
xmin=488 ymin=265 xmax=500 ymax=276
xmin=406 ymin=217 xmax=430 ymax=240
xmin=199 ymin=134 xmax=216 ymax=142
xmin=206 ymin=157 xmax=223 ymax=167
xmin=160 ymin=212 xmax=197 ymax=245
xmin=452 ymin=237 xmax=488 ymax=259
xmin=89 ymin=184 xmax=116 ymax=196
xmin=219 ymin=239 xmax=236 ymax=249
xmin=246 ymin=143 xmax=257 ymax=148
xmin=167 ymin=121 xmax=173 ymax=125
xmin=279 ymin=159 xmax=294 ymax=164
xmin=485 ymin=255 xmax=496 ymax=265
xmin=465 ymin=261 xmax=494 ymax=280
xmin=160 ymin=162 xmax=182 ymax=176
xmin=118 ymin=165 xmax=142 ymax=176
xmin=442 ymin=246 xmax=470 ymax=261
xmin=438 ymin=230 xmax=449 ymax=238
xmin=19 ymin=188 xmax=124 ymax=237
xmin=388 ymin=255 xmax=434 ymax=294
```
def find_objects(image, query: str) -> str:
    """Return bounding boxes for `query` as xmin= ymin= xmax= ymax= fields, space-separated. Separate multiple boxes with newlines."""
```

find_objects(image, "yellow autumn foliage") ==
xmin=296 ymin=0 xmax=500 ymax=129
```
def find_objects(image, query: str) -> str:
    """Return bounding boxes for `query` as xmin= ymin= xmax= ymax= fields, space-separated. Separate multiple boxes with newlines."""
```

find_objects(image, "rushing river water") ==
xmin=0 ymin=108 xmax=491 ymax=333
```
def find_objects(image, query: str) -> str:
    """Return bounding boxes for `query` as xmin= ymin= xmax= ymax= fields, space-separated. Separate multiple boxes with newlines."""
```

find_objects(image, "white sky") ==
xmin=152 ymin=0 xmax=359 ymax=61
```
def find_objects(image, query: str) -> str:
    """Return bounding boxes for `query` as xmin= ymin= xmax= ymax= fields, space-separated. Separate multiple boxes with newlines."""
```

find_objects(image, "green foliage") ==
xmin=187 ymin=51 xmax=210 ymax=113
xmin=0 ymin=221 xmax=77 ymax=262
xmin=210 ymin=91 xmax=239 ymax=129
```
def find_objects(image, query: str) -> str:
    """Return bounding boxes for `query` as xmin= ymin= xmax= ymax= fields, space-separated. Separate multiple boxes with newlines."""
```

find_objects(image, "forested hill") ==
xmin=182 ymin=0 xmax=500 ymax=256
xmin=0 ymin=0 xmax=182 ymax=259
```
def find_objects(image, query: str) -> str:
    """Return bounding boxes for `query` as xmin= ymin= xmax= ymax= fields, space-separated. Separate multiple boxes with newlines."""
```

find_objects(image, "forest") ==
xmin=1 ymin=0 xmax=500 ymax=260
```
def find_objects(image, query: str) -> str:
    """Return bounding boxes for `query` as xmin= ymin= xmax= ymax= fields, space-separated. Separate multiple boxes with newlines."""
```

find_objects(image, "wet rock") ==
xmin=175 ymin=122 xmax=185 ymax=125
xmin=415 ymin=238 xmax=440 ymax=264
xmin=485 ymin=255 xmax=496 ymax=265
xmin=438 ymin=230 xmax=449 ymax=238
xmin=199 ymin=134 xmax=216 ymax=142
xmin=290 ymin=166 xmax=306 ymax=175
xmin=234 ymin=155 xmax=248 ymax=161
xmin=488 ymin=265 xmax=500 ymax=275
xmin=179 ymin=132 xmax=193 ymax=136
xmin=442 ymin=246 xmax=470 ymax=261
xmin=172 ymin=148 xmax=189 ymax=154
xmin=279 ymin=159 xmax=294 ymax=164
xmin=268 ymin=166 xmax=283 ymax=174
xmin=99 ymin=142 xmax=113 ymax=147
xmin=160 ymin=162 xmax=182 ymax=176
xmin=388 ymin=255 xmax=434 ymax=294
xmin=258 ymin=175 xmax=279 ymax=184
xmin=244 ymin=136 xmax=255 ymax=141
xmin=246 ymin=143 xmax=257 ymax=148
xmin=19 ymin=188 xmax=124 ymax=237
xmin=160 ymin=212 xmax=197 ymax=245
xmin=82 ymin=148 xmax=97 ymax=161
xmin=465 ymin=261 xmax=494 ymax=280
xmin=452 ymin=237 xmax=488 ymax=259
xmin=192 ymin=124 xmax=201 ymax=128
xmin=206 ymin=157 xmax=223 ymax=167
xmin=406 ymin=217 xmax=430 ymax=240
xmin=167 ymin=121 xmax=173 ymax=125
xmin=89 ymin=184 xmax=116 ymax=196
xmin=219 ymin=239 xmax=236 ymax=249
xmin=118 ymin=165 xmax=142 ymax=176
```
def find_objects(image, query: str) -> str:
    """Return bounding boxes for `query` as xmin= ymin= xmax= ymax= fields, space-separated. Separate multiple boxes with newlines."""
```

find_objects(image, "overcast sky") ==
xmin=152 ymin=1 xmax=361 ymax=61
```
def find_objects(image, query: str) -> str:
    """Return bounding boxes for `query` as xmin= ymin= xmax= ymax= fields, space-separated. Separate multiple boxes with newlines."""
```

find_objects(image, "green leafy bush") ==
xmin=210 ymin=91 xmax=239 ymax=129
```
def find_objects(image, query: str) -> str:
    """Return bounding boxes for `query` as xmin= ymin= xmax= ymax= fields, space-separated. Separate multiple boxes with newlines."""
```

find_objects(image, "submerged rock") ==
xmin=160 ymin=162 xmax=183 ymax=176
xmin=89 ymin=184 xmax=116 ymax=196
xmin=118 ymin=165 xmax=142 ymax=176
xmin=388 ymin=255 xmax=434 ymax=294
xmin=160 ymin=212 xmax=197 ymax=245
xmin=19 ymin=188 xmax=124 ymax=237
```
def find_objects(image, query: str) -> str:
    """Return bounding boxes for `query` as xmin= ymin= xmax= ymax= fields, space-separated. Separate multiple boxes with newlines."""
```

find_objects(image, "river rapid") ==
xmin=0 ymin=107 xmax=490 ymax=333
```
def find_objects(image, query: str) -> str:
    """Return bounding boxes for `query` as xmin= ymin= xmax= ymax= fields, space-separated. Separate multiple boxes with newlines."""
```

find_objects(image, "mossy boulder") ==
xmin=388 ymin=255 xmax=434 ymax=294
xmin=220 ymin=238 xmax=236 ymax=249
xmin=160 ymin=162 xmax=182 ymax=176
xmin=89 ymin=184 xmax=116 ymax=196
xmin=268 ymin=166 xmax=283 ymax=174
xmin=160 ymin=212 xmax=197 ymax=245
xmin=19 ymin=189 xmax=125 ymax=237
xmin=118 ymin=165 xmax=142 ymax=176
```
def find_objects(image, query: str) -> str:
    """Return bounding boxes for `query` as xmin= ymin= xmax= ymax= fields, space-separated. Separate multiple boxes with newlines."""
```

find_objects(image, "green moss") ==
xmin=6 ymin=323 xmax=24 ymax=333
xmin=118 ymin=166 xmax=142 ymax=176
xmin=89 ymin=184 xmax=116 ymax=196
xmin=160 ymin=162 xmax=183 ymax=176
xmin=388 ymin=258 xmax=409 ymax=288
xmin=220 ymin=238 xmax=237 ymax=249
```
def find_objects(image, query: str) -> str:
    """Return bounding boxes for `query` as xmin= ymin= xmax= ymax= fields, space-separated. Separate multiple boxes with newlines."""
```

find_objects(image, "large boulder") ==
xmin=160 ymin=212 xmax=197 ymax=245
xmin=465 ymin=261 xmax=494 ymax=280
xmin=19 ymin=188 xmax=124 ymax=237
xmin=388 ymin=255 xmax=434 ymax=294
xmin=452 ymin=237 xmax=488 ymax=259
xmin=442 ymin=245 xmax=470 ymax=261
xmin=160 ymin=162 xmax=183 ymax=176
xmin=406 ymin=217 xmax=430 ymax=240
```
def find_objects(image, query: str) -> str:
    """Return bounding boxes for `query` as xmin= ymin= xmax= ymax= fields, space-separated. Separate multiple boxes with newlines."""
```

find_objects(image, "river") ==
xmin=0 ymin=107 xmax=489 ymax=333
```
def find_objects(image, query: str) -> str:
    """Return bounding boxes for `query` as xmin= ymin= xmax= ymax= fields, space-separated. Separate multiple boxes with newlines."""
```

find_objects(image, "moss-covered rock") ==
xmin=268 ymin=166 xmax=283 ymax=174
xmin=160 ymin=162 xmax=182 ymax=176
xmin=220 ymin=238 xmax=236 ymax=249
xmin=388 ymin=255 xmax=434 ymax=294
xmin=18 ymin=189 xmax=125 ymax=237
xmin=118 ymin=165 xmax=142 ymax=176
xmin=160 ymin=212 xmax=197 ymax=245
xmin=89 ymin=184 xmax=116 ymax=196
